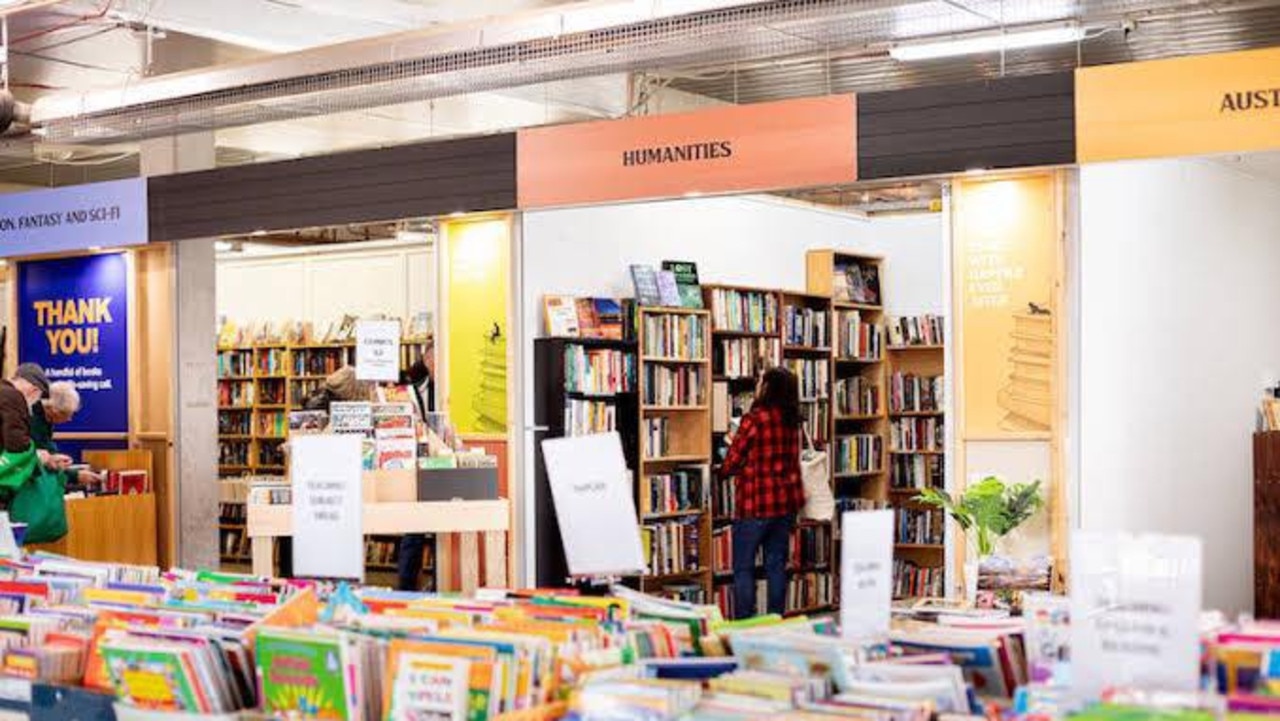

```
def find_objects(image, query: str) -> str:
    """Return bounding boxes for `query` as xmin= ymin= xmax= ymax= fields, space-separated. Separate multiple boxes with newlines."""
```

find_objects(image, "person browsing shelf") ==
xmin=32 ymin=382 xmax=102 ymax=487
xmin=719 ymin=366 xmax=805 ymax=619
xmin=5 ymin=364 xmax=60 ymax=471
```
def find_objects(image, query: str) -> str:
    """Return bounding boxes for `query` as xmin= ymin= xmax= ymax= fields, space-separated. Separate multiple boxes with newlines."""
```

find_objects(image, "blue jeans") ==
xmin=732 ymin=516 xmax=793 ymax=619
xmin=398 ymin=534 xmax=428 ymax=591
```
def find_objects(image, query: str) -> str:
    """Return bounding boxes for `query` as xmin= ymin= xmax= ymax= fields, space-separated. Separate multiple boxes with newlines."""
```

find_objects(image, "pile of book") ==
xmin=837 ymin=310 xmax=882 ymax=360
xmin=707 ymin=288 xmax=778 ymax=333
xmin=887 ymin=314 xmax=945 ymax=347
xmin=329 ymin=401 xmax=418 ymax=471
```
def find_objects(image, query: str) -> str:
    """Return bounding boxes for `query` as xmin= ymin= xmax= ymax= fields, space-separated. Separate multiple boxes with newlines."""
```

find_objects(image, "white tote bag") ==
xmin=800 ymin=427 xmax=835 ymax=521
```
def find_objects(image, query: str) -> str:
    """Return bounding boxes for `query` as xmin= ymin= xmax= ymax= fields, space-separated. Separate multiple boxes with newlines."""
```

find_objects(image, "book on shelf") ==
xmin=575 ymin=297 xmax=625 ymax=340
xmin=543 ymin=295 xmax=580 ymax=337
xmin=800 ymin=401 xmax=830 ymax=448
xmin=711 ymin=475 xmax=735 ymax=519
xmin=565 ymin=344 xmax=635 ymax=396
xmin=892 ymin=454 xmax=944 ymax=491
xmin=837 ymin=497 xmax=891 ymax=514
xmin=640 ymin=468 xmax=706 ymax=517
xmin=783 ymin=306 xmax=828 ymax=348
xmin=657 ymin=270 xmax=683 ymax=307
xmin=715 ymin=337 xmax=780 ymax=379
xmin=641 ymin=517 xmax=702 ymax=576
xmin=711 ymin=382 xmax=754 ymax=434
xmin=837 ymin=310 xmax=882 ymax=360
xmin=835 ymin=434 xmax=883 ymax=474
xmin=889 ymin=372 xmax=944 ymax=414
xmin=836 ymin=375 xmax=879 ymax=417
xmin=642 ymin=313 xmax=707 ymax=360
xmin=565 ymin=399 xmax=618 ymax=436
xmin=707 ymin=288 xmax=778 ymax=334
xmin=896 ymin=507 xmax=944 ymax=545
xmin=891 ymin=417 xmax=944 ymax=452
xmin=643 ymin=364 xmax=705 ymax=407
xmin=662 ymin=261 xmax=703 ymax=309
xmin=630 ymin=264 xmax=663 ymax=306
xmin=833 ymin=257 xmax=881 ymax=305
xmin=894 ymin=559 xmax=945 ymax=598
xmin=785 ymin=358 xmax=829 ymax=402
xmin=645 ymin=417 xmax=670 ymax=459
xmin=888 ymin=314 xmax=945 ymax=347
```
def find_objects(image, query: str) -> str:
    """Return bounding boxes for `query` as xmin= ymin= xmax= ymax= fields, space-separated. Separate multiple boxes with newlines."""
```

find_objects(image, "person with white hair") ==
xmin=31 ymin=381 xmax=101 ymax=486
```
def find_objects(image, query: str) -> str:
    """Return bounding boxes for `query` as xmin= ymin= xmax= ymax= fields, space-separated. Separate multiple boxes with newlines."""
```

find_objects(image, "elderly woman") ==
xmin=31 ymin=382 xmax=102 ymax=487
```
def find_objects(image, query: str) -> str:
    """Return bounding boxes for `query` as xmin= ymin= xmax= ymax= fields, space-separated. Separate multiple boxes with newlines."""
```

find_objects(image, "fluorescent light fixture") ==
xmin=395 ymin=230 xmax=430 ymax=243
xmin=890 ymin=25 xmax=1084 ymax=61
xmin=214 ymin=240 xmax=234 ymax=252
xmin=251 ymin=229 xmax=268 ymax=237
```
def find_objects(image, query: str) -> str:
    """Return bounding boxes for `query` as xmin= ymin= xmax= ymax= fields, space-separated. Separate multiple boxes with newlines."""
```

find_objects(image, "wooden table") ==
xmin=247 ymin=499 xmax=510 ymax=592
xmin=27 ymin=493 xmax=158 ymax=566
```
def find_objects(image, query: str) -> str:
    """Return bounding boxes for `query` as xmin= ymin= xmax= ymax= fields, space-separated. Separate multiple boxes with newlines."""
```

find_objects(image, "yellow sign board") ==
xmin=445 ymin=216 xmax=510 ymax=435
xmin=1077 ymin=46 xmax=1280 ymax=163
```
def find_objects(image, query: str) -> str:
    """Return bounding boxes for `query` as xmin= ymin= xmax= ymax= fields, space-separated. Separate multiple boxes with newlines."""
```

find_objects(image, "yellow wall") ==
xmin=443 ymin=217 xmax=510 ymax=435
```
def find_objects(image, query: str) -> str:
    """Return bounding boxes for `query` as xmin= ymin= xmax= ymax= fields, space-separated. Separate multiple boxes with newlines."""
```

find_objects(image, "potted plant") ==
xmin=915 ymin=476 xmax=1045 ymax=605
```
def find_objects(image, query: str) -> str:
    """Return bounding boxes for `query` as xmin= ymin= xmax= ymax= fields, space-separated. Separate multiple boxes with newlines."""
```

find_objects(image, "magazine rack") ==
xmin=246 ymin=498 xmax=510 ymax=593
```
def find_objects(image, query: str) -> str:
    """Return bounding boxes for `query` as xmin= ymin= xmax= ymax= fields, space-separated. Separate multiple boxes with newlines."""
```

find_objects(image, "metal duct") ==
xmin=30 ymin=0 xmax=1265 ymax=145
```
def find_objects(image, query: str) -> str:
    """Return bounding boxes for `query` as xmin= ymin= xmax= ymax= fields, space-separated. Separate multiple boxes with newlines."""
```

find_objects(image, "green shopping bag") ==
xmin=10 ymin=466 xmax=67 ymax=544
xmin=0 ymin=445 xmax=37 ymax=491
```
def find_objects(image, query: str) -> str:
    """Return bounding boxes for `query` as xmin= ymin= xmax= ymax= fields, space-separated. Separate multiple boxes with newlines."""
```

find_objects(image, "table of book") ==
xmin=246 ymin=496 xmax=510 ymax=592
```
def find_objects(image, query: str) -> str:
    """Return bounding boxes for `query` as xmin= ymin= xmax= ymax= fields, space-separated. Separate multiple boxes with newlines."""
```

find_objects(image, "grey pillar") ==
xmin=140 ymin=133 xmax=219 ymax=569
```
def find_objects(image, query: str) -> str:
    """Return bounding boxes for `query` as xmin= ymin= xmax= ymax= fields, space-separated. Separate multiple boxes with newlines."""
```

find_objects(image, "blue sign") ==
xmin=0 ymin=179 xmax=146 ymax=258
xmin=17 ymin=254 xmax=130 ymax=433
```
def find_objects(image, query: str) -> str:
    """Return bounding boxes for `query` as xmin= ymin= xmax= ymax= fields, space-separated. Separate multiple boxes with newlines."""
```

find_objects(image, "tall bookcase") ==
xmin=532 ymin=337 xmax=639 ymax=588
xmin=637 ymin=306 xmax=712 ymax=604
xmin=808 ymin=250 xmax=948 ymax=600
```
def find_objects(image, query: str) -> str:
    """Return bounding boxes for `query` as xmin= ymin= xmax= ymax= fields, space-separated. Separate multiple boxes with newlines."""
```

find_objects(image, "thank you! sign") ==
xmin=0 ymin=179 xmax=146 ymax=257
xmin=1077 ymin=46 xmax=1280 ymax=162
xmin=517 ymin=95 xmax=857 ymax=207
xmin=18 ymin=253 xmax=129 ymax=433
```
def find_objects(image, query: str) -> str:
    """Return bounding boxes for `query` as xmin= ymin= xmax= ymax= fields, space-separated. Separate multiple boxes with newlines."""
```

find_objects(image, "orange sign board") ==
xmin=517 ymin=95 xmax=857 ymax=208
xmin=1077 ymin=46 xmax=1280 ymax=163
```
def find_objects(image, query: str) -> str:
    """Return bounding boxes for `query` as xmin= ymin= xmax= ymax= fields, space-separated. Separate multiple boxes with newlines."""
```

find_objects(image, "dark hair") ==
xmin=755 ymin=367 xmax=802 ymax=428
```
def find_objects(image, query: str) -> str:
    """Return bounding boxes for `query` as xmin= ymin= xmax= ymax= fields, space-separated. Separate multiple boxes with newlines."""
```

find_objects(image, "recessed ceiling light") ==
xmin=890 ymin=24 xmax=1085 ymax=62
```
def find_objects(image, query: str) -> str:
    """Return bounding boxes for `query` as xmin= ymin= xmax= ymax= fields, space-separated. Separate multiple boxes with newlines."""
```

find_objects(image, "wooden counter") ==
xmin=27 ymin=493 xmax=158 ymax=566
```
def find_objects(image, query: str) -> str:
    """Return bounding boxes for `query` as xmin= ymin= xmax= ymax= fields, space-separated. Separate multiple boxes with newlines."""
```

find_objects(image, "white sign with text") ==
xmin=1070 ymin=531 xmax=1202 ymax=700
xmin=291 ymin=434 xmax=365 ymax=580
xmin=840 ymin=509 xmax=894 ymax=640
xmin=540 ymin=432 xmax=645 ymax=579
xmin=355 ymin=319 xmax=402 ymax=381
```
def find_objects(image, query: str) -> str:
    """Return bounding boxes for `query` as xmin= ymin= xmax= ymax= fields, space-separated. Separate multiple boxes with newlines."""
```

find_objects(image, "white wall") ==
xmin=1079 ymin=157 xmax=1280 ymax=615
xmin=518 ymin=194 xmax=945 ymax=582
xmin=215 ymin=242 xmax=435 ymax=328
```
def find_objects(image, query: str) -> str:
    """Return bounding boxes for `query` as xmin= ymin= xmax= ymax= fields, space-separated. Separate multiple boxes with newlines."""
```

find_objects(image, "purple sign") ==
xmin=0 ymin=179 xmax=146 ymax=257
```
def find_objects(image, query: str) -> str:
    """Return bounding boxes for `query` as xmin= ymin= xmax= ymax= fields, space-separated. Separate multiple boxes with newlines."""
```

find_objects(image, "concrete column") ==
xmin=140 ymin=132 xmax=219 ymax=569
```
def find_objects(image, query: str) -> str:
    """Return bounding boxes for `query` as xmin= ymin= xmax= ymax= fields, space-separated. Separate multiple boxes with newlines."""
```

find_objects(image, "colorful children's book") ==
xmin=386 ymin=649 xmax=471 ymax=720
xmin=100 ymin=641 xmax=205 ymax=713
xmin=256 ymin=628 xmax=352 ymax=720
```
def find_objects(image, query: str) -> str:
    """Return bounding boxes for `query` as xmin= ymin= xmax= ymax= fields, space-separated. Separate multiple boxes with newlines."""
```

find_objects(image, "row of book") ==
xmin=255 ymin=348 xmax=287 ymax=376
xmin=897 ymin=507 xmax=944 ymax=545
xmin=290 ymin=346 xmax=354 ymax=377
xmin=711 ymin=383 xmax=755 ymax=434
xmin=801 ymin=401 xmax=831 ymax=447
xmin=888 ymin=314 xmax=945 ymax=347
xmin=639 ymin=468 xmax=706 ymax=518
xmin=837 ymin=496 xmax=891 ymax=514
xmin=565 ymin=345 xmax=635 ymax=395
xmin=710 ymin=522 xmax=833 ymax=573
xmin=837 ymin=310 xmax=882 ymax=360
xmin=707 ymin=288 xmax=777 ymax=334
xmin=215 ymin=349 xmax=252 ymax=377
xmin=711 ymin=476 xmax=735 ymax=519
xmin=643 ymin=364 xmax=706 ymax=407
xmin=715 ymin=337 xmax=779 ymax=379
xmin=644 ymin=417 xmax=670 ymax=459
xmin=835 ymin=434 xmax=883 ymax=475
xmin=255 ymin=378 xmax=286 ymax=405
xmin=564 ymin=399 xmax=618 ymax=436
xmin=256 ymin=410 xmax=287 ymax=439
xmin=656 ymin=582 xmax=706 ymax=605
xmin=217 ymin=411 xmax=251 ymax=435
xmin=216 ymin=380 xmax=255 ymax=408
xmin=834 ymin=257 xmax=881 ymax=305
xmin=783 ymin=306 xmax=828 ymax=348
xmin=219 ymin=526 xmax=251 ymax=560
xmin=364 ymin=536 xmax=435 ymax=572
xmin=543 ymin=296 xmax=629 ymax=339
xmin=642 ymin=313 xmax=707 ymax=360
xmin=641 ymin=517 xmax=703 ymax=576
xmin=890 ymin=371 xmax=944 ymax=414
xmin=891 ymin=417 xmax=945 ymax=452
xmin=786 ymin=357 xmax=830 ymax=402
xmin=894 ymin=558 xmax=945 ymax=598
xmin=835 ymin=375 xmax=878 ymax=417
xmin=892 ymin=453 xmax=944 ymax=491
xmin=287 ymin=378 xmax=323 ymax=408
xmin=256 ymin=441 xmax=285 ymax=468
xmin=217 ymin=441 xmax=250 ymax=467
xmin=630 ymin=263 xmax=702 ymax=309
xmin=219 ymin=313 xmax=430 ymax=347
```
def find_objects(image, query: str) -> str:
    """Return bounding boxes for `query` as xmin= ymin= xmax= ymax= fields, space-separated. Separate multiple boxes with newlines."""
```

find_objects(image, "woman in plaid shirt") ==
xmin=720 ymin=366 xmax=805 ymax=618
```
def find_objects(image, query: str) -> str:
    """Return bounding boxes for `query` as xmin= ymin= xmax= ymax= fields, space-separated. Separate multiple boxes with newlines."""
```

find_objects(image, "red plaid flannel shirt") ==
xmin=720 ymin=406 xmax=804 ymax=519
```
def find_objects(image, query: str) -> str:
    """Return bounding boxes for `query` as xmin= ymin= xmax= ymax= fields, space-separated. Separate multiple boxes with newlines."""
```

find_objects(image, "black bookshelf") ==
xmin=533 ymin=337 xmax=639 ymax=587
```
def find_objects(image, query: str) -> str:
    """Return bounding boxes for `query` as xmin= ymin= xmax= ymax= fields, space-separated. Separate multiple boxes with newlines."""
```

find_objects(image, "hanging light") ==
xmin=890 ymin=24 xmax=1085 ymax=62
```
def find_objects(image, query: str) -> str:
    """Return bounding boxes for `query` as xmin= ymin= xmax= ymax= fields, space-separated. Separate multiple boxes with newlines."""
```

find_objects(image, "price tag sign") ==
xmin=356 ymin=319 xmax=401 ymax=381
xmin=291 ymin=434 xmax=364 ymax=580
xmin=840 ymin=509 xmax=893 ymax=640
xmin=1070 ymin=531 xmax=1202 ymax=700
xmin=540 ymin=433 xmax=645 ymax=579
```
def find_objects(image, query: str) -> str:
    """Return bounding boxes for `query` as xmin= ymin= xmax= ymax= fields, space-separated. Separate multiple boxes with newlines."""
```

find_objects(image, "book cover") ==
xmin=592 ymin=298 xmax=624 ymax=340
xmin=385 ymin=639 xmax=499 ymax=721
xmin=630 ymin=265 xmax=662 ymax=306
xmin=575 ymin=298 xmax=601 ymax=338
xmin=386 ymin=649 xmax=471 ymax=720
xmin=656 ymin=271 xmax=682 ymax=307
xmin=376 ymin=438 xmax=418 ymax=470
xmin=329 ymin=402 xmax=373 ymax=433
xmin=662 ymin=261 xmax=703 ymax=309
xmin=256 ymin=629 xmax=351 ymax=720
xmin=100 ymin=643 xmax=204 ymax=713
xmin=543 ymin=295 xmax=580 ymax=338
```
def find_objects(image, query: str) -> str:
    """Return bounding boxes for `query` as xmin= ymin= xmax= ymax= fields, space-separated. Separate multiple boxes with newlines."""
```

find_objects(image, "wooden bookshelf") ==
xmin=637 ymin=306 xmax=712 ymax=604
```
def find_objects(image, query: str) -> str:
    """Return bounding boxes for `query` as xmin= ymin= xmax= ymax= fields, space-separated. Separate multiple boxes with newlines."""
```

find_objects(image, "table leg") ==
xmin=252 ymin=536 xmax=275 ymax=577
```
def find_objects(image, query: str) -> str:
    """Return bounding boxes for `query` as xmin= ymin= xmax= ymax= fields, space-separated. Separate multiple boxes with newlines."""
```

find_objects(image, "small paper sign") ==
xmin=840 ymin=509 xmax=893 ymax=640
xmin=292 ymin=434 xmax=364 ymax=580
xmin=540 ymin=433 xmax=646 ymax=579
xmin=356 ymin=319 xmax=401 ymax=382
xmin=1070 ymin=531 xmax=1202 ymax=700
